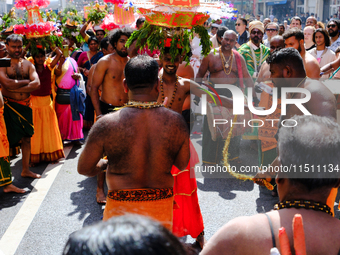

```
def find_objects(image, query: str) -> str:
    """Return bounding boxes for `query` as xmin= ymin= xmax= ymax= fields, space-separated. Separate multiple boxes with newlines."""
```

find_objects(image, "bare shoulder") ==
xmin=178 ymin=77 xmax=192 ymax=91
xmin=23 ymin=59 xmax=35 ymax=69
xmin=305 ymin=79 xmax=333 ymax=96
xmin=88 ymin=111 xmax=120 ymax=138
xmin=202 ymin=214 xmax=268 ymax=255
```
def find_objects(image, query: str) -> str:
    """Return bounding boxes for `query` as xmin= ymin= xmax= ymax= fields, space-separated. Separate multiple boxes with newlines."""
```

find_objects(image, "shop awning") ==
xmin=266 ymin=0 xmax=287 ymax=5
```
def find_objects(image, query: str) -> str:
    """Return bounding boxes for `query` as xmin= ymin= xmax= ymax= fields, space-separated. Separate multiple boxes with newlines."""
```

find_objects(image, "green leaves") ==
xmin=126 ymin=21 xmax=212 ymax=63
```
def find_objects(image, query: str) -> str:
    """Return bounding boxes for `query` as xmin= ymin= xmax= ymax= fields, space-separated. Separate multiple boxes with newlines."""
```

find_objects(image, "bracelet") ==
xmin=96 ymin=114 xmax=103 ymax=120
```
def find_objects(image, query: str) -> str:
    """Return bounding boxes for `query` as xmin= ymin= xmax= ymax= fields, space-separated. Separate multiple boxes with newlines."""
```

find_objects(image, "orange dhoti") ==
xmin=103 ymin=188 xmax=174 ymax=231
xmin=30 ymin=95 xmax=65 ymax=163
xmin=172 ymin=140 xmax=204 ymax=238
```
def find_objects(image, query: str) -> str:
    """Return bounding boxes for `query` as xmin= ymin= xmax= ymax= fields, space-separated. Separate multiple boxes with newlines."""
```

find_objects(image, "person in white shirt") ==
xmin=263 ymin=23 xmax=279 ymax=47
xmin=308 ymin=28 xmax=336 ymax=78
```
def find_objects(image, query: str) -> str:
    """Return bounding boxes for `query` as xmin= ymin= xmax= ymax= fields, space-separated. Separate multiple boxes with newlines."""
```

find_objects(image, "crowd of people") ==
xmin=1 ymin=10 xmax=340 ymax=255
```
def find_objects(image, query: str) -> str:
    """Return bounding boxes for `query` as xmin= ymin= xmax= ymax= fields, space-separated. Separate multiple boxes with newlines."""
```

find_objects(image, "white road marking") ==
xmin=0 ymin=145 xmax=73 ymax=255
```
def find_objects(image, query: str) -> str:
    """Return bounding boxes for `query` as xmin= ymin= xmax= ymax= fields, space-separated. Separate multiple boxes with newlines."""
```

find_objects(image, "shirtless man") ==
xmin=257 ymin=35 xmax=285 ymax=83
xmin=0 ymin=34 xmax=40 ymax=179
xmin=90 ymin=28 xmax=133 ymax=119
xmin=196 ymin=30 xmax=253 ymax=165
xmin=254 ymin=47 xmax=336 ymax=182
xmin=78 ymin=55 xmax=189 ymax=229
xmin=283 ymin=28 xmax=320 ymax=79
xmin=201 ymin=115 xmax=340 ymax=255
xmin=89 ymin=29 xmax=131 ymax=204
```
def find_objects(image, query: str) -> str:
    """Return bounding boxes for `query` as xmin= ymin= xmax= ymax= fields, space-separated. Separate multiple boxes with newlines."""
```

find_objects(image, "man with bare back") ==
xmin=89 ymin=28 xmax=132 ymax=204
xmin=90 ymin=27 xmax=133 ymax=119
xmin=0 ymin=34 xmax=40 ymax=184
xmin=196 ymin=30 xmax=254 ymax=166
xmin=78 ymin=55 xmax=189 ymax=230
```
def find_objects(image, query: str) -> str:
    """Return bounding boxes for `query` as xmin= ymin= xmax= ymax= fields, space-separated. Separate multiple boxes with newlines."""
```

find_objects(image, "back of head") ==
xmin=86 ymin=29 xmax=95 ymax=37
xmin=100 ymin=37 xmax=111 ymax=50
xmin=217 ymin=26 xmax=228 ymax=38
xmin=109 ymin=27 xmax=134 ymax=50
xmin=136 ymin=17 xmax=145 ymax=28
xmin=124 ymin=55 xmax=159 ymax=92
xmin=266 ymin=47 xmax=305 ymax=74
xmin=278 ymin=115 xmax=340 ymax=191
xmin=282 ymin=27 xmax=304 ymax=41
xmin=62 ymin=215 xmax=187 ymax=255
xmin=6 ymin=34 xmax=22 ymax=45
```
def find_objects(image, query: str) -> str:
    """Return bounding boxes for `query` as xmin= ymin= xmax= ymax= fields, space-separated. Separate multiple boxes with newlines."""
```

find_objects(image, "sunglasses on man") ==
xmin=235 ymin=23 xmax=243 ymax=26
xmin=327 ymin=24 xmax=337 ymax=28
xmin=266 ymin=29 xmax=278 ymax=32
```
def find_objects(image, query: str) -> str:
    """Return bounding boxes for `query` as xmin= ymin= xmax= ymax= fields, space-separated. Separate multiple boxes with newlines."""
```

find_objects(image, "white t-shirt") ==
xmin=316 ymin=50 xmax=324 ymax=63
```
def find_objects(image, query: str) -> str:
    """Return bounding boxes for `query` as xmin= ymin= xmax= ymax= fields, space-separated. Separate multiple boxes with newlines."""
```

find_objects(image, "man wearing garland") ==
xmin=89 ymin=28 xmax=132 ymax=204
xmin=78 ymin=55 xmax=190 ymax=231
xmin=197 ymin=30 xmax=253 ymax=166
xmin=238 ymin=20 xmax=270 ymax=79
xmin=0 ymin=34 xmax=40 ymax=179
xmin=158 ymin=41 xmax=239 ymax=248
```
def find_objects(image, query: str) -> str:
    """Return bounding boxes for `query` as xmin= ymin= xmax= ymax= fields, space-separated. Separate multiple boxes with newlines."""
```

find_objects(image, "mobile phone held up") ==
xmin=0 ymin=58 xmax=11 ymax=67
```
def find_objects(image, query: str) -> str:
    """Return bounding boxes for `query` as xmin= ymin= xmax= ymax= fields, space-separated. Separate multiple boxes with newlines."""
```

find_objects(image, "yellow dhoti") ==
xmin=103 ymin=188 xmax=174 ymax=231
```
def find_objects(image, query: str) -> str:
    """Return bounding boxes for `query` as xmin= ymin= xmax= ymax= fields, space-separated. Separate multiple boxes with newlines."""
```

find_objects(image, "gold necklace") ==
xmin=220 ymin=47 xmax=233 ymax=75
xmin=124 ymin=101 xmax=164 ymax=109
xmin=160 ymin=75 xmax=178 ymax=109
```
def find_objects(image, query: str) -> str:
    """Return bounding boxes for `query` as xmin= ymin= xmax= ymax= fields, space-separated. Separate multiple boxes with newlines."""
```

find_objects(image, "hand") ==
xmin=59 ymin=55 xmax=66 ymax=65
xmin=253 ymin=171 xmax=275 ymax=186
xmin=72 ymin=73 xmax=81 ymax=80
xmin=95 ymin=158 xmax=108 ymax=172
xmin=83 ymin=69 xmax=90 ymax=77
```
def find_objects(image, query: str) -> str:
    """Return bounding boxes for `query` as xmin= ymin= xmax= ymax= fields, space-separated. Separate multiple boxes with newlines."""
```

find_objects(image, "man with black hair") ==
xmin=211 ymin=26 xmax=228 ymax=49
xmin=89 ymin=29 xmax=130 ymax=204
xmin=136 ymin=17 xmax=145 ymax=30
xmin=63 ymin=215 xmax=188 ymax=255
xmin=283 ymin=28 xmax=320 ymax=79
xmin=202 ymin=115 xmax=340 ymax=255
xmin=235 ymin=17 xmax=249 ymax=48
xmin=0 ymin=34 xmax=40 ymax=181
xmin=78 ymin=55 xmax=189 ymax=230
xmin=90 ymin=27 xmax=133 ymax=119
xmin=327 ymin=19 xmax=340 ymax=52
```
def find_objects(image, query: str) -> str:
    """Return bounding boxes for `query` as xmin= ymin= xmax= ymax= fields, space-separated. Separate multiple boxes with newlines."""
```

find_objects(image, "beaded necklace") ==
xmin=124 ymin=101 xmax=164 ymax=109
xmin=274 ymin=200 xmax=333 ymax=216
xmin=219 ymin=47 xmax=233 ymax=75
xmin=160 ymin=75 xmax=178 ymax=109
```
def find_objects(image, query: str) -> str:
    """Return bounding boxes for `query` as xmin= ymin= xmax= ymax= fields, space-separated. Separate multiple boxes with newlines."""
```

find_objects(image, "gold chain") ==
xmin=124 ymin=101 xmax=164 ymax=109
xmin=219 ymin=47 xmax=233 ymax=75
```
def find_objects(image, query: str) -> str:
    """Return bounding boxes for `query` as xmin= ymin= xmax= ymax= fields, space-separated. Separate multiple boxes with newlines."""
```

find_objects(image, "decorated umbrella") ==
xmin=13 ymin=0 xmax=62 ymax=55
xmin=100 ymin=0 xmax=137 ymax=32
xmin=126 ymin=0 xmax=211 ymax=63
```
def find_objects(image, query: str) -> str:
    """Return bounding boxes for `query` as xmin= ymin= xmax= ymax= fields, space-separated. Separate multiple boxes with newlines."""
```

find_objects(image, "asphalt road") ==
xmin=0 ymin=116 xmax=339 ymax=255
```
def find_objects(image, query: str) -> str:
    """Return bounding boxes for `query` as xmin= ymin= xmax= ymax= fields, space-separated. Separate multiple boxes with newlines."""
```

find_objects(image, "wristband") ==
xmin=96 ymin=114 xmax=103 ymax=120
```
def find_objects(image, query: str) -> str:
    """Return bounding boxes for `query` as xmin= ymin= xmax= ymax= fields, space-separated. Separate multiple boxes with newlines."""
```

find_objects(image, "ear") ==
xmin=123 ymin=79 xmax=129 ymax=94
xmin=282 ymin=65 xmax=292 ymax=78
xmin=155 ymin=78 xmax=160 ymax=93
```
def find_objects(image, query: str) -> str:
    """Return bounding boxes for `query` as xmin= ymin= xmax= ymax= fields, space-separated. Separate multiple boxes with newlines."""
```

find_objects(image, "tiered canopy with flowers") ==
xmin=13 ymin=0 xmax=57 ymax=38
xmin=126 ymin=0 xmax=211 ymax=63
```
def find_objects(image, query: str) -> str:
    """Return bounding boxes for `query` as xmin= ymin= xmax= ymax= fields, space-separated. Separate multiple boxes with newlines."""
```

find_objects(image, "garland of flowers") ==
xmin=87 ymin=1 xmax=109 ymax=25
xmin=126 ymin=21 xmax=212 ymax=63
xmin=222 ymin=115 xmax=274 ymax=191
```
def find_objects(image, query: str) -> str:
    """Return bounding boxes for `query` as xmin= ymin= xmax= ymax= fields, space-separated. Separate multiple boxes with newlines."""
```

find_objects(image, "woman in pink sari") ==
xmin=55 ymin=55 xmax=84 ymax=142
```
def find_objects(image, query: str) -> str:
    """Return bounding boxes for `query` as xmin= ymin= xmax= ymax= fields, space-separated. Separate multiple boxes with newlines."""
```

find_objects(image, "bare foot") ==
xmin=21 ymin=170 xmax=41 ymax=179
xmin=3 ymin=184 xmax=26 ymax=193
xmin=96 ymin=188 xmax=107 ymax=204
xmin=196 ymin=232 xmax=205 ymax=249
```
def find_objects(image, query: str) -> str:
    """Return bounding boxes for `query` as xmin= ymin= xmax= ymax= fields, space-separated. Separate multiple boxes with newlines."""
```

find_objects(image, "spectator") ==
xmin=327 ymin=19 xmax=340 ymax=52
xmin=263 ymin=22 xmax=279 ymax=47
xmin=304 ymin=26 xmax=316 ymax=51
xmin=235 ymin=18 xmax=249 ymax=48
xmin=290 ymin=16 xmax=302 ymax=29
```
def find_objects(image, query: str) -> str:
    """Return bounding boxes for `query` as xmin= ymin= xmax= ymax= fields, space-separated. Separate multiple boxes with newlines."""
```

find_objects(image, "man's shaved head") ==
xmin=223 ymin=30 xmax=237 ymax=38
xmin=270 ymin=35 xmax=285 ymax=53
